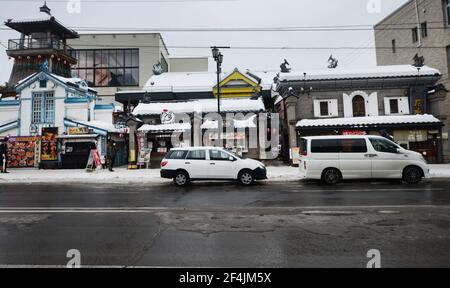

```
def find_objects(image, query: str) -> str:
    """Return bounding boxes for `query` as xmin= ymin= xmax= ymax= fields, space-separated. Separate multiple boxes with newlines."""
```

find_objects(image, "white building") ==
xmin=0 ymin=70 xmax=127 ymax=169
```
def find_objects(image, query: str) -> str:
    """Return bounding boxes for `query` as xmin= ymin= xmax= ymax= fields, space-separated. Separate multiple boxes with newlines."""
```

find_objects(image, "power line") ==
xmin=0 ymin=0 xmax=234 ymax=2
xmin=66 ymin=44 xmax=450 ymax=50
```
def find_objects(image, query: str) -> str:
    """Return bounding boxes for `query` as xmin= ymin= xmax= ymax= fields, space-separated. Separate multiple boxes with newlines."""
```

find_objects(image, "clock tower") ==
xmin=1 ymin=2 xmax=79 ymax=98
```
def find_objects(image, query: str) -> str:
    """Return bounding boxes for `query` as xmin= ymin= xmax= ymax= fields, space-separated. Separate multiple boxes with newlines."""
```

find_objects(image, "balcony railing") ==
xmin=8 ymin=37 xmax=73 ymax=53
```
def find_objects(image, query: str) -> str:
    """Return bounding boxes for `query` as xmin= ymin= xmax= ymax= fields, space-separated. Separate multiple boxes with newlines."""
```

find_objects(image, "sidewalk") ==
xmin=0 ymin=165 xmax=449 ymax=184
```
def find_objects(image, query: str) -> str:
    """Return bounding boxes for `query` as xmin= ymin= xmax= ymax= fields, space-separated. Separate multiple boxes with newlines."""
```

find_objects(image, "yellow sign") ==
xmin=68 ymin=127 xmax=89 ymax=135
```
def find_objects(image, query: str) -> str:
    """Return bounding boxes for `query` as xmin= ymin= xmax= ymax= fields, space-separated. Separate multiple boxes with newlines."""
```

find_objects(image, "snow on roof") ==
xmin=138 ymin=123 xmax=191 ymax=132
xmin=16 ymin=72 xmax=97 ymax=93
xmin=6 ymin=16 xmax=53 ymax=23
xmin=133 ymin=98 xmax=265 ymax=116
xmin=296 ymin=114 xmax=442 ymax=128
xmin=201 ymin=115 xmax=257 ymax=129
xmin=279 ymin=65 xmax=440 ymax=82
xmin=143 ymin=70 xmax=277 ymax=93
xmin=51 ymin=75 xmax=97 ymax=93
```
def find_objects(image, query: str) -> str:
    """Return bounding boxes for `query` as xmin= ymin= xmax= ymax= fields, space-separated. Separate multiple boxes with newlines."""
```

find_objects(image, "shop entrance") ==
xmin=409 ymin=140 xmax=438 ymax=164
xmin=61 ymin=141 xmax=93 ymax=169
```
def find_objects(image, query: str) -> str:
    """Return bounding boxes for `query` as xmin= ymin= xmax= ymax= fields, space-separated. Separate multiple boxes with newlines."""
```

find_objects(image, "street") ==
xmin=0 ymin=179 xmax=449 ymax=267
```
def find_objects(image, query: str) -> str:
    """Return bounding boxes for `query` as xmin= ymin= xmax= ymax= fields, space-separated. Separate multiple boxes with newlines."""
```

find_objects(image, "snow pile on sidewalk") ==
xmin=0 ymin=165 xmax=449 ymax=184
xmin=0 ymin=168 xmax=170 ymax=184
xmin=429 ymin=164 xmax=450 ymax=178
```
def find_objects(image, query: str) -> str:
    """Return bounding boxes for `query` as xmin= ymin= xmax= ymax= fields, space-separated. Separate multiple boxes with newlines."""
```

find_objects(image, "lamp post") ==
xmin=211 ymin=46 xmax=229 ymax=114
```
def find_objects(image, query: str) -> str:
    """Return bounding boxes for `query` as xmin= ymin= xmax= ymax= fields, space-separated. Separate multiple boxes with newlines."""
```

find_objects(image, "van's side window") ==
xmin=311 ymin=139 xmax=340 ymax=153
xmin=166 ymin=150 xmax=188 ymax=159
xmin=186 ymin=150 xmax=206 ymax=160
xmin=340 ymin=139 xmax=367 ymax=153
xmin=369 ymin=138 xmax=398 ymax=153
xmin=210 ymin=150 xmax=232 ymax=161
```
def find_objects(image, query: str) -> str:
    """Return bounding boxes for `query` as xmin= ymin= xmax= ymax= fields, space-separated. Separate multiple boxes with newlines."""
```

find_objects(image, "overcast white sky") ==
xmin=0 ymin=0 xmax=408 ymax=84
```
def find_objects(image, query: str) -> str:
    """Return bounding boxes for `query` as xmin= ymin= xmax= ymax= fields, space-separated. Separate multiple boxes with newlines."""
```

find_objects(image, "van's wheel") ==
xmin=173 ymin=170 xmax=190 ymax=187
xmin=238 ymin=170 xmax=255 ymax=186
xmin=322 ymin=168 xmax=341 ymax=185
xmin=403 ymin=166 xmax=423 ymax=184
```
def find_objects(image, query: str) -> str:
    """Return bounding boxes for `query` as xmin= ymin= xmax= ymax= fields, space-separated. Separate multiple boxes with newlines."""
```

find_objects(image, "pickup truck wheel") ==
xmin=322 ymin=168 xmax=341 ymax=185
xmin=173 ymin=170 xmax=190 ymax=187
xmin=403 ymin=166 xmax=423 ymax=184
xmin=239 ymin=170 xmax=255 ymax=186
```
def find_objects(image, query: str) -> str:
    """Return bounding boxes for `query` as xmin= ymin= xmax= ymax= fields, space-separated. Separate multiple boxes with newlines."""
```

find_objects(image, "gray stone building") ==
xmin=374 ymin=0 xmax=450 ymax=162
xmin=274 ymin=65 xmax=445 ymax=164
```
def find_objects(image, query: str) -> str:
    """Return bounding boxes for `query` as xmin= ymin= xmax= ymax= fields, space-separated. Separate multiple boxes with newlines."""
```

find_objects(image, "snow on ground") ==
xmin=429 ymin=164 xmax=450 ymax=178
xmin=0 ymin=165 xmax=449 ymax=184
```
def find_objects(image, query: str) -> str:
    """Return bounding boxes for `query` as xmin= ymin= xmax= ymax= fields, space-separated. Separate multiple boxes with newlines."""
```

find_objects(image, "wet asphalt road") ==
xmin=0 ymin=179 xmax=450 ymax=267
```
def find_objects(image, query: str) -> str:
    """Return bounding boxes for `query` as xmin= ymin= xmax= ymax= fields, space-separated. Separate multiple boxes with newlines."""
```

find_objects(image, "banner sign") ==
xmin=138 ymin=148 xmax=151 ymax=165
xmin=41 ymin=127 xmax=58 ymax=161
xmin=86 ymin=149 xmax=102 ymax=171
xmin=6 ymin=136 xmax=40 ymax=168
xmin=342 ymin=130 xmax=366 ymax=135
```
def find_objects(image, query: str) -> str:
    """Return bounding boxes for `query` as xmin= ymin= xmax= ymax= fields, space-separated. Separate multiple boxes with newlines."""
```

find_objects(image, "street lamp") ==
xmin=211 ymin=46 xmax=229 ymax=114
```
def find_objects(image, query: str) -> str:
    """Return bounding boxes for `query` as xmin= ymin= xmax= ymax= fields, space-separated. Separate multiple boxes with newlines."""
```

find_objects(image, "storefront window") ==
xmin=71 ymin=48 xmax=139 ymax=87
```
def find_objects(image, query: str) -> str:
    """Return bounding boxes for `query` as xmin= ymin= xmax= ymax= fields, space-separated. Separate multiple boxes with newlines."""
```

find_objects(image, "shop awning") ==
xmin=64 ymin=118 xmax=128 ymax=136
xmin=133 ymin=98 xmax=265 ymax=116
xmin=138 ymin=123 xmax=191 ymax=133
xmin=296 ymin=114 xmax=443 ymax=130
xmin=57 ymin=134 xmax=99 ymax=139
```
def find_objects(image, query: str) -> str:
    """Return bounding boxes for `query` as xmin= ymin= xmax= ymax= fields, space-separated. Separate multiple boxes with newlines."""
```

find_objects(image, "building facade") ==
xmin=0 ymin=70 xmax=127 ymax=169
xmin=374 ymin=0 xmax=450 ymax=162
xmin=118 ymin=68 xmax=277 ymax=166
xmin=275 ymin=65 xmax=445 ymax=164
xmin=168 ymin=56 xmax=209 ymax=72
xmin=67 ymin=33 xmax=209 ymax=107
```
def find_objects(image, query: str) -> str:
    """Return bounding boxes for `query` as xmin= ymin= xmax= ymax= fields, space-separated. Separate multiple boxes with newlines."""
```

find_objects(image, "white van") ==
xmin=298 ymin=135 xmax=429 ymax=185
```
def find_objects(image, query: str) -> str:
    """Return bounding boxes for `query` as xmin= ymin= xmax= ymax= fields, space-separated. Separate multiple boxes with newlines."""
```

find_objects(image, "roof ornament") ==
xmin=280 ymin=59 xmax=291 ymax=73
xmin=273 ymin=73 xmax=280 ymax=83
xmin=413 ymin=53 xmax=425 ymax=68
xmin=152 ymin=62 xmax=163 ymax=75
xmin=40 ymin=1 xmax=52 ymax=16
xmin=328 ymin=55 xmax=338 ymax=69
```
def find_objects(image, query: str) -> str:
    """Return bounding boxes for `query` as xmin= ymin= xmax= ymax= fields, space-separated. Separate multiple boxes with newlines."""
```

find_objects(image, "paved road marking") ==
xmin=0 ymin=205 xmax=449 ymax=213
xmin=278 ymin=188 xmax=445 ymax=192
xmin=0 ymin=264 xmax=205 ymax=268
